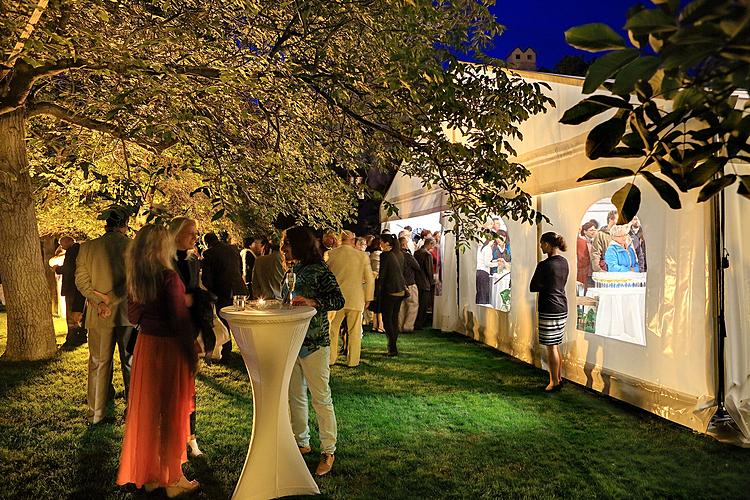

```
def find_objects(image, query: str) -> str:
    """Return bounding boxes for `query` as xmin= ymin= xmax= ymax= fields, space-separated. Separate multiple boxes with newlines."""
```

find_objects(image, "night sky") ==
xmin=485 ymin=0 xmax=643 ymax=70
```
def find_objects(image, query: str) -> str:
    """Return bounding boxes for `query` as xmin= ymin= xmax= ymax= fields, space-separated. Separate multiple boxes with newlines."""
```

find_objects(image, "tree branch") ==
xmin=26 ymin=102 xmax=178 ymax=152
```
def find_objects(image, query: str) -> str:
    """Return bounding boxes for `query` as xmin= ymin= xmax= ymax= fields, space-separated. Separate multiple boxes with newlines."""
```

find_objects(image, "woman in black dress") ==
xmin=378 ymin=234 xmax=406 ymax=356
xmin=530 ymin=232 xmax=569 ymax=392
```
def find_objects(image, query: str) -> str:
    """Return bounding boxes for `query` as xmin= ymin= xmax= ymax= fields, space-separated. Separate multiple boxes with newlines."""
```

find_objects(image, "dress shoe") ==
xmin=298 ymin=445 xmax=312 ymax=455
xmin=187 ymin=438 xmax=204 ymax=457
xmin=544 ymin=383 xmax=562 ymax=393
xmin=165 ymin=476 xmax=200 ymax=498
xmin=315 ymin=453 xmax=335 ymax=476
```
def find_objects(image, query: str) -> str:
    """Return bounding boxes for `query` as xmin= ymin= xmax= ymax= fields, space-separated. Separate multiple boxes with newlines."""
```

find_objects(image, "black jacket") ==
xmin=378 ymin=250 xmax=406 ymax=296
xmin=56 ymin=242 xmax=86 ymax=312
xmin=201 ymin=242 xmax=248 ymax=304
xmin=414 ymin=247 xmax=435 ymax=290
xmin=402 ymin=250 xmax=423 ymax=288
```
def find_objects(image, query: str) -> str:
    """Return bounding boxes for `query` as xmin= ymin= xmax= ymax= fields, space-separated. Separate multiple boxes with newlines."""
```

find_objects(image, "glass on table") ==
xmin=233 ymin=295 xmax=247 ymax=311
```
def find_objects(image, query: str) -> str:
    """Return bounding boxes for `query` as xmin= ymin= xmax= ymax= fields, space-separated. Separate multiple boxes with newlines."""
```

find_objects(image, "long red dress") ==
xmin=117 ymin=270 xmax=195 ymax=488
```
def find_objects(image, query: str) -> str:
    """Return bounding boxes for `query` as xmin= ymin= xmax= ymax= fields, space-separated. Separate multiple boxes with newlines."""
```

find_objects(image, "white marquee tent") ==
xmin=381 ymin=70 xmax=750 ymax=443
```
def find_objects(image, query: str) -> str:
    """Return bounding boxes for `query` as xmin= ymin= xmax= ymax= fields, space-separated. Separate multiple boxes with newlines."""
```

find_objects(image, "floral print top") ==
xmin=282 ymin=261 xmax=344 ymax=355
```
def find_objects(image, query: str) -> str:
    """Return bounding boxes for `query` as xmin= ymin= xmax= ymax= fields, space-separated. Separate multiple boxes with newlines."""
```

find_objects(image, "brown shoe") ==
xmin=298 ymin=445 xmax=312 ymax=455
xmin=315 ymin=453 xmax=335 ymax=476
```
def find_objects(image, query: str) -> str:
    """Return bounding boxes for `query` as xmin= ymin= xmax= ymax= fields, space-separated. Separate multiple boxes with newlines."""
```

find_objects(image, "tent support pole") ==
xmin=712 ymin=184 xmax=731 ymax=423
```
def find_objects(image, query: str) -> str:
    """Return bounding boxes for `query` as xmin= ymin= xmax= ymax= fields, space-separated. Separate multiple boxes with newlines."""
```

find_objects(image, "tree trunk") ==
xmin=0 ymin=108 xmax=57 ymax=360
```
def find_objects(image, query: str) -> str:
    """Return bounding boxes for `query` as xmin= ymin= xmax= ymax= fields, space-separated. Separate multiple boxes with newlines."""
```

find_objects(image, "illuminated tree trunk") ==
xmin=0 ymin=108 xmax=57 ymax=360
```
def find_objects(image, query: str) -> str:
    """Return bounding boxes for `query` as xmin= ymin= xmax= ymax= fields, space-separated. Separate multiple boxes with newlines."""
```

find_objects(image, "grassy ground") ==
xmin=1 ymin=313 xmax=749 ymax=500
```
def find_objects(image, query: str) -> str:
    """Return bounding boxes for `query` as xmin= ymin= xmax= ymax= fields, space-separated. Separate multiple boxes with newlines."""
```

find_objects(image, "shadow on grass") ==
xmin=72 ymin=421 xmax=122 ymax=498
xmin=0 ymin=356 xmax=59 ymax=399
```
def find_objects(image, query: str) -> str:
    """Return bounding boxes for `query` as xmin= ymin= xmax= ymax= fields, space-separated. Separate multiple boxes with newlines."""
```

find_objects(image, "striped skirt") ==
xmin=538 ymin=311 xmax=567 ymax=346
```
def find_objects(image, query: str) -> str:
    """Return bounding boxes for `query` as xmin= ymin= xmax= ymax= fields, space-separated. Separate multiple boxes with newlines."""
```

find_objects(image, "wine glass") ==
xmin=286 ymin=271 xmax=296 ymax=304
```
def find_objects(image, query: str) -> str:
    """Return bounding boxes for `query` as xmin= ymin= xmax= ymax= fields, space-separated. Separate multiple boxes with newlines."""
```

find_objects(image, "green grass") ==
xmin=1 ymin=312 xmax=749 ymax=499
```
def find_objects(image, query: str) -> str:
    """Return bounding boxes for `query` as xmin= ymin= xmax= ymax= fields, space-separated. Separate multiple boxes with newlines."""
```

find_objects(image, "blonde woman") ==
xmin=168 ymin=216 xmax=203 ymax=457
xmin=117 ymin=224 xmax=199 ymax=497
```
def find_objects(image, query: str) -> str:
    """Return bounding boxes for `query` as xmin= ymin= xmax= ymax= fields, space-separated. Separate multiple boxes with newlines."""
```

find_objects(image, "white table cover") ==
xmin=221 ymin=305 xmax=320 ymax=500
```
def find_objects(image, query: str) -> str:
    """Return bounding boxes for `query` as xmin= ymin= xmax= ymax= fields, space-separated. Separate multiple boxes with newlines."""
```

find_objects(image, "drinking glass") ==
xmin=286 ymin=271 xmax=296 ymax=304
xmin=233 ymin=295 xmax=247 ymax=311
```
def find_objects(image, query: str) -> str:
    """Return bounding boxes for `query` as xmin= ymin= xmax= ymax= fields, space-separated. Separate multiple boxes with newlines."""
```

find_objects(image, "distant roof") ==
xmin=507 ymin=47 xmax=536 ymax=58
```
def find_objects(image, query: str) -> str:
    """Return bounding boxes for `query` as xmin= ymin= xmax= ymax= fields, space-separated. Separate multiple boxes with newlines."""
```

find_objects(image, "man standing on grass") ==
xmin=75 ymin=209 xmax=133 ymax=425
xmin=54 ymin=236 xmax=87 ymax=349
xmin=414 ymin=237 xmax=435 ymax=329
xmin=326 ymin=230 xmax=374 ymax=367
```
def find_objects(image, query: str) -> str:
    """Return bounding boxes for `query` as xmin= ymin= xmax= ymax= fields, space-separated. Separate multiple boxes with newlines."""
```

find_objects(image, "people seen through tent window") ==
xmin=475 ymin=215 xmax=512 ymax=311
xmin=575 ymin=197 xmax=648 ymax=346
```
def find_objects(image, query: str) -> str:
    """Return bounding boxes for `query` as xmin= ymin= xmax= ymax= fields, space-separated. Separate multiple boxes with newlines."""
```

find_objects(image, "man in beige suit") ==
xmin=75 ymin=210 xmax=133 ymax=424
xmin=326 ymin=230 xmax=374 ymax=367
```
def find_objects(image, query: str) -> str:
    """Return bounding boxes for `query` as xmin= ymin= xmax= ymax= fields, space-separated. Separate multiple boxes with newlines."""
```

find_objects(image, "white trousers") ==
xmin=289 ymin=347 xmax=337 ymax=454
xmin=399 ymin=284 xmax=419 ymax=332
xmin=329 ymin=308 xmax=364 ymax=366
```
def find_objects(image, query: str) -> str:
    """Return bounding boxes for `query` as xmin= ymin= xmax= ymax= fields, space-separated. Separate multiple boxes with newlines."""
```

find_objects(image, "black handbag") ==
xmin=126 ymin=311 xmax=144 ymax=355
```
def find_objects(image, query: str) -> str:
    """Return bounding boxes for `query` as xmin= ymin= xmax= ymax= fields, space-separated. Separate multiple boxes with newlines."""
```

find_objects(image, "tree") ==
xmin=1 ymin=1 xmax=551 ymax=360
xmin=560 ymin=0 xmax=750 ymax=223
xmin=552 ymin=55 xmax=592 ymax=77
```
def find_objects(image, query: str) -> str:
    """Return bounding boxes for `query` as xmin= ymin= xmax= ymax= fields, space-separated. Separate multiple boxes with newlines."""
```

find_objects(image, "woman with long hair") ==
xmin=530 ymin=232 xmax=569 ymax=393
xmin=281 ymin=227 xmax=344 ymax=477
xmin=378 ymin=233 xmax=406 ymax=356
xmin=366 ymin=236 xmax=384 ymax=332
xmin=168 ymin=216 xmax=203 ymax=457
xmin=117 ymin=224 xmax=199 ymax=497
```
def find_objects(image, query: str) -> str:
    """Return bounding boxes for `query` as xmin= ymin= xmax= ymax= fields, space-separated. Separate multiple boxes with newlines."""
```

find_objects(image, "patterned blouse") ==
xmin=282 ymin=261 xmax=344 ymax=355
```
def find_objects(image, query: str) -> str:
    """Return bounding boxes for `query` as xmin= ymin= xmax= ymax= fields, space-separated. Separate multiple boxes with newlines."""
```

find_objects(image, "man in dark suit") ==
xmin=54 ymin=236 xmax=87 ymax=349
xmin=240 ymin=236 xmax=263 ymax=297
xmin=414 ymin=237 xmax=435 ymax=329
xmin=201 ymin=232 xmax=248 ymax=360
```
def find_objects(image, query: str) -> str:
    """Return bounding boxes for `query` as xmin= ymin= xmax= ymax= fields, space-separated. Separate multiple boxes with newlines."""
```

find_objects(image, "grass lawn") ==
xmin=1 ymin=312 xmax=749 ymax=499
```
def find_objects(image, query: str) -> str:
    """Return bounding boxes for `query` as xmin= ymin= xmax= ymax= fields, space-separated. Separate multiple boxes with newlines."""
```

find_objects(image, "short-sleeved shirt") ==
xmin=529 ymin=255 xmax=569 ymax=314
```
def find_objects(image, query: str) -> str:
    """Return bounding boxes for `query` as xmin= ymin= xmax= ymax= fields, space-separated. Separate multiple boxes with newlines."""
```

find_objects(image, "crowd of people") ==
xmin=576 ymin=210 xmax=648 ymax=292
xmin=40 ymin=209 xmax=445 ymax=493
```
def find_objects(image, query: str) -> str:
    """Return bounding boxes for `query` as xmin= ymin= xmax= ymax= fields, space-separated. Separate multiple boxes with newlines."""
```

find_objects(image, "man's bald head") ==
xmin=340 ymin=230 xmax=356 ymax=246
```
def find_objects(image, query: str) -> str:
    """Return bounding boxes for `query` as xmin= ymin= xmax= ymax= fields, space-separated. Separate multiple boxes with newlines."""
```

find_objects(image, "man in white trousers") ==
xmin=326 ymin=230 xmax=375 ymax=367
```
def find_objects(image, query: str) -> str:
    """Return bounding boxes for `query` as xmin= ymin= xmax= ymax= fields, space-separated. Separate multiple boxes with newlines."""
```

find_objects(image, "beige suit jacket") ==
xmin=326 ymin=244 xmax=374 ymax=312
xmin=75 ymin=231 xmax=132 ymax=329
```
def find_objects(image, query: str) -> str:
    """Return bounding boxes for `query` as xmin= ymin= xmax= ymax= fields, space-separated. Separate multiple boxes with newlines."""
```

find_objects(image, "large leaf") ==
xmin=585 ymin=117 xmax=627 ymax=160
xmin=611 ymin=183 xmax=641 ymax=224
xmin=612 ymin=56 xmax=661 ymax=96
xmin=738 ymin=175 xmax=750 ymax=199
xmin=582 ymin=49 xmax=640 ymax=94
xmin=641 ymin=171 xmax=681 ymax=208
xmin=565 ymin=23 xmax=628 ymax=52
xmin=625 ymin=8 xmax=677 ymax=35
xmin=578 ymin=167 xmax=635 ymax=182
xmin=559 ymin=95 xmax=631 ymax=125
xmin=697 ymin=174 xmax=737 ymax=202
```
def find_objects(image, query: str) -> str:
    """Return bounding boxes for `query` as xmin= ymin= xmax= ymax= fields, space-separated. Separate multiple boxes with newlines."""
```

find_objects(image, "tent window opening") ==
xmin=575 ymin=198 xmax=647 ymax=346
xmin=475 ymin=215 xmax=511 ymax=312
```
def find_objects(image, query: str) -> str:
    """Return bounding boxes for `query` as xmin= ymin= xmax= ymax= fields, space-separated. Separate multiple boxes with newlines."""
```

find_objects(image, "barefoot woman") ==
xmin=530 ymin=232 xmax=569 ymax=392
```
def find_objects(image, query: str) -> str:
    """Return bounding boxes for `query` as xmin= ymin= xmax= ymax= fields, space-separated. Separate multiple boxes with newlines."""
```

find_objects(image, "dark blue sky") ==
xmin=485 ymin=0 xmax=642 ymax=69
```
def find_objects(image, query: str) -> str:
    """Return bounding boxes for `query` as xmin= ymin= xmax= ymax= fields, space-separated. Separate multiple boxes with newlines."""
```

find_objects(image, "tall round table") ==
xmin=220 ymin=305 xmax=320 ymax=500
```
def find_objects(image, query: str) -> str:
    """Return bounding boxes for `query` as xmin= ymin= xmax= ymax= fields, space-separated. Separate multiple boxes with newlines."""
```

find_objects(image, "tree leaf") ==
xmin=612 ymin=56 xmax=661 ymax=96
xmin=582 ymin=49 xmax=640 ymax=94
xmin=560 ymin=100 xmax=611 ymax=125
xmin=642 ymin=171 xmax=681 ymax=208
xmin=586 ymin=117 xmax=627 ymax=160
xmin=577 ymin=167 xmax=635 ymax=182
xmin=565 ymin=23 xmax=628 ymax=53
xmin=611 ymin=183 xmax=641 ymax=224
xmin=211 ymin=208 xmax=226 ymax=221
xmin=738 ymin=175 xmax=750 ymax=199
xmin=625 ymin=8 xmax=677 ymax=35
xmin=697 ymin=174 xmax=737 ymax=202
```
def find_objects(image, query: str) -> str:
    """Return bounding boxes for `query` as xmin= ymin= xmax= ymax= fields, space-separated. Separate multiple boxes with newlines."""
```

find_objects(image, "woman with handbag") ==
xmin=117 ymin=224 xmax=200 ymax=497
xmin=169 ymin=217 xmax=204 ymax=458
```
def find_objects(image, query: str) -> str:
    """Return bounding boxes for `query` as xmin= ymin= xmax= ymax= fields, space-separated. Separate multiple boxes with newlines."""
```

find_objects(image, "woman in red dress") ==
xmin=117 ymin=224 xmax=199 ymax=497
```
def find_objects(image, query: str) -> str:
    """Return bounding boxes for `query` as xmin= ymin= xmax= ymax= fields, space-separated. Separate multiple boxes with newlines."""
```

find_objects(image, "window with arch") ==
xmin=475 ymin=215 xmax=511 ymax=312
xmin=575 ymin=198 xmax=647 ymax=345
